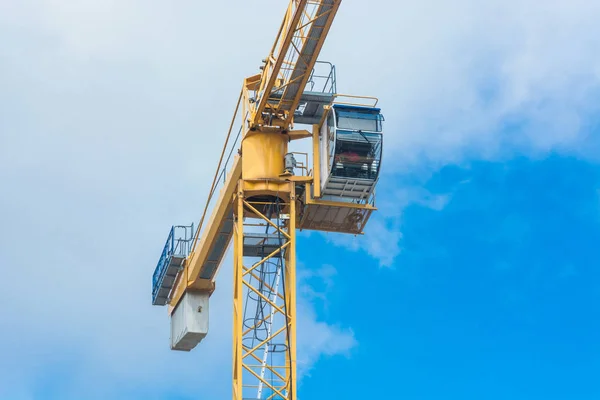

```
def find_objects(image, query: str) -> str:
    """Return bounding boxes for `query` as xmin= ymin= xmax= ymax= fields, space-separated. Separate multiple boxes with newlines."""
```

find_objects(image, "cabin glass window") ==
xmin=331 ymin=131 xmax=382 ymax=180
xmin=335 ymin=110 xmax=382 ymax=132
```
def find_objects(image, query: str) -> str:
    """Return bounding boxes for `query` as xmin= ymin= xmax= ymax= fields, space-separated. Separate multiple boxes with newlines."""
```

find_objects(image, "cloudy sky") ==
xmin=2 ymin=0 xmax=600 ymax=399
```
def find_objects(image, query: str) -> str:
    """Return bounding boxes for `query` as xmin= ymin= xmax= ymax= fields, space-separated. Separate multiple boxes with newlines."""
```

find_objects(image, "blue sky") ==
xmin=298 ymin=156 xmax=600 ymax=399
xmin=2 ymin=0 xmax=600 ymax=399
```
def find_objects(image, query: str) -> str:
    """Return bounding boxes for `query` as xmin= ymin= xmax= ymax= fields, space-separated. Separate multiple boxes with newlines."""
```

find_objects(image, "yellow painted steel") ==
xmin=282 ymin=3 xmax=339 ymax=128
xmin=191 ymin=90 xmax=244 ymax=253
xmin=250 ymin=0 xmax=308 ymax=127
xmin=242 ymin=132 xmax=288 ymax=181
xmin=241 ymin=131 xmax=292 ymax=203
xmin=298 ymin=183 xmax=377 ymax=235
xmin=242 ymin=242 xmax=290 ymax=278
xmin=242 ymin=180 xmax=292 ymax=212
xmin=169 ymin=156 xmax=242 ymax=312
xmin=286 ymin=130 xmax=311 ymax=141
xmin=249 ymin=0 xmax=342 ymax=128
xmin=231 ymin=183 xmax=297 ymax=400
xmin=285 ymin=185 xmax=297 ymax=399
xmin=233 ymin=184 xmax=244 ymax=399
xmin=333 ymin=93 xmax=379 ymax=107
xmin=158 ymin=1 xmax=384 ymax=398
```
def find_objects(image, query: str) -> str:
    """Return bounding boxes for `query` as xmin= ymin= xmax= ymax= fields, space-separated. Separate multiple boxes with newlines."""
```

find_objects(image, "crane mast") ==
xmin=151 ymin=1 xmax=385 ymax=399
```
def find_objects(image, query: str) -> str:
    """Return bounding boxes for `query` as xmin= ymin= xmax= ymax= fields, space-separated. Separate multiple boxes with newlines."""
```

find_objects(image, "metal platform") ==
xmin=270 ymin=61 xmax=336 ymax=126
xmin=153 ymin=255 xmax=186 ymax=306
xmin=276 ymin=0 xmax=337 ymax=114
xmin=322 ymin=176 xmax=377 ymax=200
xmin=152 ymin=225 xmax=194 ymax=306
xmin=298 ymin=195 xmax=375 ymax=235
xmin=243 ymin=232 xmax=287 ymax=258
xmin=293 ymin=91 xmax=335 ymax=125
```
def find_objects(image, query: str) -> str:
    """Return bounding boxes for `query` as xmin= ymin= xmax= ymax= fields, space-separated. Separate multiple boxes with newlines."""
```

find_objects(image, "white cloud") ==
xmin=321 ymin=0 xmax=600 ymax=266
xmin=296 ymin=264 xmax=357 ymax=379
xmin=325 ymin=0 xmax=600 ymax=170
xmin=0 ymin=1 xmax=355 ymax=397
xmin=297 ymin=303 xmax=357 ymax=379
xmin=322 ymin=187 xmax=451 ymax=267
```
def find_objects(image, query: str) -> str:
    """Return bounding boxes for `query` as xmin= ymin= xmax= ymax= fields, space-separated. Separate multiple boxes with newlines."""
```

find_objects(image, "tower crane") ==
xmin=150 ymin=1 xmax=384 ymax=398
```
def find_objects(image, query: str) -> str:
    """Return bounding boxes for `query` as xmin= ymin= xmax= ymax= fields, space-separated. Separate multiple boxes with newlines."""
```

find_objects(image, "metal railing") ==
xmin=152 ymin=224 xmax=194 ymax=300
xmin=306 ymin=61 xmax=336 ymax=94
xmin=288 ymin=151 xmax=311 ymax=177
xmin=191 ymin=90 xmax=247 ymax=254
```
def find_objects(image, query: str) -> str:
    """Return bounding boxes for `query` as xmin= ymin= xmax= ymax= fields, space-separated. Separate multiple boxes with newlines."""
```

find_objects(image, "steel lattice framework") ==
xmin=233 ymin=184 xmax=297 ymax=400
xmin=250 ymin=0 xmax=340 ymax=128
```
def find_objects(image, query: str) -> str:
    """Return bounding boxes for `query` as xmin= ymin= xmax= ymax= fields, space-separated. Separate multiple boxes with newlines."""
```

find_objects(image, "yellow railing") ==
xmin=288 ymin=151 xmax=311 ymax=177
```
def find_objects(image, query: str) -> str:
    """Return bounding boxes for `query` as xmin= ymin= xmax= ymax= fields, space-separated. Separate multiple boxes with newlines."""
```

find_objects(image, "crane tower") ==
xmin=150 ymin=1 xmax=384 ymax=398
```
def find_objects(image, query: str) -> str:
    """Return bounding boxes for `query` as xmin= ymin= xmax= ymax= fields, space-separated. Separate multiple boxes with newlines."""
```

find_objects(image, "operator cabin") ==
xmin=320 ymin=104 xmax=383 ymax=201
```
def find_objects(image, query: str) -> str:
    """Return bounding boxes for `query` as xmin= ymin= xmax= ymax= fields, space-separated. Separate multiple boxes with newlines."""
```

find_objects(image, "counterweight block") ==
xmin=170 ymin=291 xmax=209 ymax=351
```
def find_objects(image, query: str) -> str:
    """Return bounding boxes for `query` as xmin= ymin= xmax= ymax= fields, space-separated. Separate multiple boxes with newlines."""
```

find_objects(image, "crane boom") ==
xmin=251 ymin=0 xmax=340 ymax=129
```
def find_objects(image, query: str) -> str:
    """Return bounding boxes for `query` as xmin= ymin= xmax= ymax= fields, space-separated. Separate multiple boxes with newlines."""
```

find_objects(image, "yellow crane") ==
xmin=151 ymin=1 xmax=384 ymax=398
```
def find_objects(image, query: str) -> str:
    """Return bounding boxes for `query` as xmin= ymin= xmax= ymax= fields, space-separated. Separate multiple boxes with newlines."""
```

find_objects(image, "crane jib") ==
xmin=251 ymin=0 xmax=341 ymax=128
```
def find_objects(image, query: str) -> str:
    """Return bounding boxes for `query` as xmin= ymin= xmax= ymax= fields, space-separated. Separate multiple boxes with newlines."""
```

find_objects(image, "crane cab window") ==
xmin=329 ymin=105 xmax=383 ymax=181
xmin=335 ymin=107 xmax=383 ymax=132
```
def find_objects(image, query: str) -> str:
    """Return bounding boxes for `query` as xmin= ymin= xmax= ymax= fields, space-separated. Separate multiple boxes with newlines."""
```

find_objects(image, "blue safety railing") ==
xmin=151 ymin=224 xmax=194 ymax=305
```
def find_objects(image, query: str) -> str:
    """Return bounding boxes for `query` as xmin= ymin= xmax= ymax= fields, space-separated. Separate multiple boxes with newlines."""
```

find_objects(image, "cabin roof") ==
xmin=332 ymin=103 xmax=381 ymax=113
